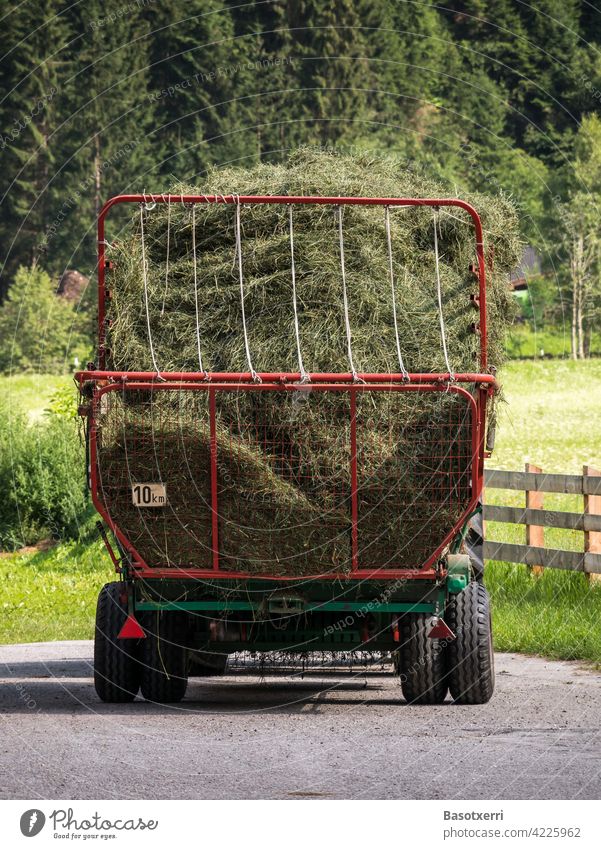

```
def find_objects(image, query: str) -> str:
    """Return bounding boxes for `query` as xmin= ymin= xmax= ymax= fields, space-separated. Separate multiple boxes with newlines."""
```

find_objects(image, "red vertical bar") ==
xmin=97 ymin=210 xmax=106 ymax=369
xmin=350 ymin=389 xmax=359 ymax=572
xmin=209 ymin=389 xmax=219 ymax=570
xmin=474 ymin=220 xmax=487 ymax=373
xmin=475 ymin=386 xmax=487 ymax=495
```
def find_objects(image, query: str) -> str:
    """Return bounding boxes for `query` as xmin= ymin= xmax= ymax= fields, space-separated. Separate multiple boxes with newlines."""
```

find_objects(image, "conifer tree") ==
xmin=60 ymin=0 xmax=157 ymax=268
xmin=284 ymin=0 xmax=371 ymax=146
xmin=145 ymin=0 xmax=247 ymax=176
xmin=0 ymin=1 xmax=73 ymax=289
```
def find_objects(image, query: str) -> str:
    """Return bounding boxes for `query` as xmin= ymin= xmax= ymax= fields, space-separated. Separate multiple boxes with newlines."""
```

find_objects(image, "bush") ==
xmin=0 ymin=264 xmax=91 ymax=374
xmin=0 ymin=397 xmax=89 ymax=549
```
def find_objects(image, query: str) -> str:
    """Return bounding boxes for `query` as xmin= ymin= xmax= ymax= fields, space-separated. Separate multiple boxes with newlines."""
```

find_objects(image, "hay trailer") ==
xmin=77 ymin=193 xmax=495 ymax=705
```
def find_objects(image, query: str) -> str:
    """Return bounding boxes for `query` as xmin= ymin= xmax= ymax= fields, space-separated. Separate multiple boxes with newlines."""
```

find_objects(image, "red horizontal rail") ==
xmin=100 ymin=193 xmax=485 ymax=226
xmin=77 ymin=370 xmax=496 ymax=386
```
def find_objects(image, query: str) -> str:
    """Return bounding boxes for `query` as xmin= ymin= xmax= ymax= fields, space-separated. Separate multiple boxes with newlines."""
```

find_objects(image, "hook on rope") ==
xmin=142 ymin=191 xmax=156 ymax=212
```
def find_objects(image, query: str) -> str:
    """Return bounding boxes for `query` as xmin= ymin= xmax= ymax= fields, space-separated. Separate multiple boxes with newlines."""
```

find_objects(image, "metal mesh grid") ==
xmin=213 ymin=390 xmax=351 ymax=575
xmin=94 ymin=385 xmax=474 ymax=575
xmin=95 ymin=388 xmax=214 ymax=570
xmin=355 ymin=391 xmax=473 ymax=570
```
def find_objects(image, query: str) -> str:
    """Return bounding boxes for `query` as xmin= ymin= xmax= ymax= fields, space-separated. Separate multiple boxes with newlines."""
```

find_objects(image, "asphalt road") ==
xmin=1 ymin=641 xmax=601 ymax=800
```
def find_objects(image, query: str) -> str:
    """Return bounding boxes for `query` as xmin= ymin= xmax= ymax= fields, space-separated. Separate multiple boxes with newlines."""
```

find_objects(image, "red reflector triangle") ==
xmin=117 ymin=614 xmax=146 ymax=639
xmin=427 ymin=618 xmax=455 ymax=640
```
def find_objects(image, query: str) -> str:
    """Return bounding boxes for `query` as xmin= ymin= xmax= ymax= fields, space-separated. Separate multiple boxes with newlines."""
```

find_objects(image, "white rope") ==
xmin=191 ymin=203 xmax=206 ymax=376
xmin=288 ymin=205 xmax=309 ymax=383
xmin=337 ymin=206 xmax=361 ymax=382
xmin=160 ymin=197 xmax=170 ymax=316
xmin=139 ymin=204 xmax=165 ymax=380
xmin=433 ymin=210 xmax=455 ymax=380
xmin=142 ymin=191 xmax=155 ymax=212
xmin=385 ymin=206 xmax=410 ymax=381
xmin=234 ymin=201 xmax=260 ymax=382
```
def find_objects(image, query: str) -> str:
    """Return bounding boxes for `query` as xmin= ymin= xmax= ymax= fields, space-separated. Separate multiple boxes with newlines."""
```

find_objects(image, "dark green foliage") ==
xmin=285 ymin=0 xmax=371 ymax=146
xmin=445 ymin=0 xmax=584 ymax=164
xmin=62 ymin=0 xmax=157 ymax=259
xmin=1 ymin=0 xmax=600 ymax=329
xmin=0 ymin=0 xmax=74 ymax=283
xmin=0 ymin=265 xmax=90 ymax=373
xmin=144 ymin=1 xmax=244 ymax=175
xmin=0 ymin=399 xmax=88 ymax=550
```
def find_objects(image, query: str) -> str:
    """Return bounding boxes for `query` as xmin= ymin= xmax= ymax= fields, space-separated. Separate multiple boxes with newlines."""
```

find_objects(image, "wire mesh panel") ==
xmin=355 ymin=389 xmax=474 ymax=570
xmin=95 ymin=388 xmax=214 ymax=570
xmin=213 ymin=389 xmax=351 ymax=576
xmin=93 ymin=384 xmax=475 ymax=577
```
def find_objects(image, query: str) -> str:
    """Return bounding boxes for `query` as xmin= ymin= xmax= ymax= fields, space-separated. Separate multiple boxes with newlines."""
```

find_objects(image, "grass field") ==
xmin=0 ymin=539 xmax=104 ymax=644
xmin=506 ymin=325 xmax=601 ymax=359
xmin=485 ymin=360 xmax=601 ymax=663
xmin=0 ymin=373 xmax=72 ymax=421
xmin=1 ymin=362 xmax=601 ymax=664
xmin=490 ymin=359 xmax=601 ymax=473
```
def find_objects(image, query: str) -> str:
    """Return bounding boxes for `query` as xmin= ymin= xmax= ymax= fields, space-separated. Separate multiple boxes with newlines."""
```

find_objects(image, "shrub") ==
xmin=0 ymin=397 xmax=89 ymax=549
xmin=0 ymin=264 xmax=91 ymax=374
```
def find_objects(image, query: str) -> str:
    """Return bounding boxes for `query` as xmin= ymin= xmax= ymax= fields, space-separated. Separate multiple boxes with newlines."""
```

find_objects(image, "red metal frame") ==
xmin=84 ymin=379 xmax=482 ymax=581
xmin=96 ymin=194 xmax=488 ymax=373
xmin=79 ymin=193 xmax=493 ymax=584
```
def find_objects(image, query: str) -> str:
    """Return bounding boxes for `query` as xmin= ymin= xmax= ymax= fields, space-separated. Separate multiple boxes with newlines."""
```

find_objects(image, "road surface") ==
xmin=1 ymin=641 xmax=600 ymax=799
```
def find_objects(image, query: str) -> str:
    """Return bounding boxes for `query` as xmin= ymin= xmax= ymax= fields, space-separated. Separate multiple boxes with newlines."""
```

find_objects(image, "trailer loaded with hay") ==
xmin=77 ymin=151 xmax=519 ymax=705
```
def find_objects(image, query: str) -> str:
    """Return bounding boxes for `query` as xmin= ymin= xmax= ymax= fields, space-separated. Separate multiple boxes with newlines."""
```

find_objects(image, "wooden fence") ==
xmin=483 ymin=464 xmax=601 ymax=583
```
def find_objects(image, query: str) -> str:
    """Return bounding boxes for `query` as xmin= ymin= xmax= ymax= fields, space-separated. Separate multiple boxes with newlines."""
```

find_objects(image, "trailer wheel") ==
xmin=465 ymin=506 xmax=484 ymax=584
xmin=446 ymin=582 xmax=495 ymax=704
xmin=94 ymin=582 xmax=141 ymax=703
xmin=139 ymin=612 xmax=188 ymax=703
xmin=398 ymin=613 xmax=448 ymax=704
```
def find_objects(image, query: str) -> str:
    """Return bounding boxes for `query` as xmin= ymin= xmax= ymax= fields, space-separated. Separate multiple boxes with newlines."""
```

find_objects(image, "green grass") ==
xmin=0 ymin=539 xmax=106 ymax=643
xmin=0 ymin=373 xmax=72 ymax=422
xmin=2 ymin=362 xmax=601 ymax=663
xmin=487 ymin=565 xmax=601 ymax=663
xmin=484 ymin=359 xmax=601 ymax=664
xmin=491 ymin=359 xmax=601 ymax=473
xmin=506 ymin=324 xmax=601 ymax=359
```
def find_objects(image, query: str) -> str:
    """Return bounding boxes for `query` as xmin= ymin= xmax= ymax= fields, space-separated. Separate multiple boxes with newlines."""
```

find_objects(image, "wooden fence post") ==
xmin=584 ymin=465 xmax=601 ymax=586
xmin=526 ymin=462 xmax=544 ymax=577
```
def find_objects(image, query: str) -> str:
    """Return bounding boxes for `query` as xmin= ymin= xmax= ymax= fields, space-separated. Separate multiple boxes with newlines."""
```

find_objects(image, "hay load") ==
xmin=101 ymin=149 xmax=521 ymax=576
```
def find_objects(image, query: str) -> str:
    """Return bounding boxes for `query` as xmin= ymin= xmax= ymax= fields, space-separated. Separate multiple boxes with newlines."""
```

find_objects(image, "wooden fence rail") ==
xmin=483 ymin=464 xmax=601 ymax=581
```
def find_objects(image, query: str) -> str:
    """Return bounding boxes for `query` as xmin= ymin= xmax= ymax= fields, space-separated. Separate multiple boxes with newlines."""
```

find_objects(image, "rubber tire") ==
xmin=94 ymin=582 xmax=141 ymax=703
xmin=139 ymin=612 xmax=188 ymax=703
xmin=465 ymin=507 xmax=485 ymax=584
xmin=398 ymin=613 xmax=448 ymax=704
xmin=446 ymin=582 xmax=495 ymax=704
